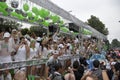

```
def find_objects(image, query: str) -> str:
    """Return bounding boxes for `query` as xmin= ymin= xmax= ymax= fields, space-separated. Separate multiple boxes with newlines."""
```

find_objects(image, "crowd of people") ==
xmin=0 ymin=28 xmax=120 ymax=80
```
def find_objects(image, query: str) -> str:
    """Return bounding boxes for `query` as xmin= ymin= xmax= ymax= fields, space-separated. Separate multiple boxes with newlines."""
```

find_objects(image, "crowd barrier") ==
xmin=0 ymin=58 xmax=48 ymax=71
xmin=0 ymin=54 xmax=81 ymax=71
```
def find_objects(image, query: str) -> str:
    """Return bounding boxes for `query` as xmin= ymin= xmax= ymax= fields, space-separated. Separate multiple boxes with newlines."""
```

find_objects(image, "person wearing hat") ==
xmin=9 ymin=29 xmax=18 ymax=60
xmin=35 ymin=37 xmax=41 ymax=54
xmin=0 ymin=32 xmax=12 ymax=80
xmin=0 ymin=32 xmax=12 ymax=62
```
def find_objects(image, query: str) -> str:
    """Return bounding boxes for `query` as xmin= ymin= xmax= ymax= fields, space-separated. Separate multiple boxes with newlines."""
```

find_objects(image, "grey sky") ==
xmin=50 ymin=0 xmax=120 ymax=42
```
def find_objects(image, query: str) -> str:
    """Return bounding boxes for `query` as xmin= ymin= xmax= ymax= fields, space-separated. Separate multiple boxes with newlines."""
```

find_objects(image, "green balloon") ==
xmin=11 ymin=12 xmax=18 ymax=17
xmin=2 ymin=10 xmax=8 ymax=16
xmin=39 ymin=9 xmax=45 ymax=18
xmin=0 ymin=2 xmax=8 ymax=9
xmin=51 ymin=15 xmax=60 ymax=23
xmin=32 ymin=7 xmax=39 ymax=15
xmin=44 ymin=10 xmax=50 ymax=18
xmin=34 ymin=16 xmax=39 ymax=21
xmin=27 ymin=12 xmax=33 ymax=17
xmin=11 ymin=12 xmax=23 ymax=20
xmin=18 ymin=14 xmax=25 ymax=20
xmin=0 ymin=6 xmax=3 ymax=12
xmin=39 ymin=8 xmax=50 ymax=18
xmin=23 ymin=3 xmax=29 ymax=11
xmin=60 ymin=27 xmax=69 ymax=32
xmin=82 ymin=28 xmax=92 ymax=35
xmin=0 ymin=6 xmax=8 ymax=16
xmin=42 ymin=21 xmax=49 ymax=27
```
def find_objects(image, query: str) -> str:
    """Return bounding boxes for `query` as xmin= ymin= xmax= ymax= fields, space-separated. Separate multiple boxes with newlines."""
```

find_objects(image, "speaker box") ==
xmin=49 ymin=25 xmax=58 ymax=33
xmin=69 ymin=23 xmax=79 ymax=32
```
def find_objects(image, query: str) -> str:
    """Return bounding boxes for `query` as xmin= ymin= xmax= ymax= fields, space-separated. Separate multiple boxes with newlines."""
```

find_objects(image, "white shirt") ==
xmin=9 ymin=37 xmax=16 ymax=53
xmin=29 ymin=48 xmax=37 ymax=59
xmin=0 ymin=40 xmax=11 ymax=56
xmin=15 ymin=45 xmax=26 ymax=61
xmin=35 ymin=42 xmax=40 ymax=53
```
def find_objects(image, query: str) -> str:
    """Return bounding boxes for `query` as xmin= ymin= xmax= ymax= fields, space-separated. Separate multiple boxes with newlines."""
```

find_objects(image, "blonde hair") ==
xmin=30 ymin=40 xmax=36 ymax=49
xmin=81 ymin=74 xmax=98 ymax=80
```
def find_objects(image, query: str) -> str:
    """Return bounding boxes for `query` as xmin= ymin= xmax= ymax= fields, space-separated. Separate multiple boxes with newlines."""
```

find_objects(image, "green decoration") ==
xmin=23 ymin=3 xmax=29 ymax=11
xmin=11 ymin=12 xmax=24 ymax=20
xmin=82 ymin=28 xmax=92 ymax=35
xmin=0 ymin=6 xmax=3 ymax=12
xmin=51 ymin=15 xmax=60 ymax=23
xmin=2 ymin=10 xmax=8 ymax=16
xmin=60 ymin=20 xmax=64 ymax=24
xmin=39 ymin=8 xmax=50 ymax=18
xmin=29 ymin=20 xmax=34 ymax=23
xmin=34 ymin=16 xmax=39 ymax=21
xmin=18 ymin=14 xmax=25 ymax=20
xmin=0 ymin=2 xmax=8 ymax=9
xmin=11 ymin=12 xmax=18 ymax=17
xmin=27 ymin=12 xmax=33 ymax=17
xmin=74 ymin=32 xmax=79 ymax=35
xmin=0 ymin=6 xmax=8 ymax=16
xmin=32 ymin=7 xmax=39 ymax=15
xmin=60 ymin=27 xmax=69 ymax=32
xmin=42 ymin=21 xmax=49 ymax=27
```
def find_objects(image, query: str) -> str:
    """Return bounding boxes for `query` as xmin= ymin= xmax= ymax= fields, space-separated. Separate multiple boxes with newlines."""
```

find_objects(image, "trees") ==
xmin=87 ymin=15 xmax=109 ymax=35
xmin=0 ymin=18 xmax=20 ymax=32
xmin=30 ymin=26 xmax=47 ymax=37
xmin=111 ymin=39 xmax=120 ymax=49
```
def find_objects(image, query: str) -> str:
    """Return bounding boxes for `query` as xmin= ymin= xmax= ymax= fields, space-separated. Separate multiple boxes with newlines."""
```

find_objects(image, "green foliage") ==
xmin=0 ymin=18 xmax=20 ymax=32
xmin=111 ymin=39 xmax=120 ymax=49
xmin=30 ymin=26 xmax=47 ymax=36
xmin=87 ymin=15 xmax=109 ymax=35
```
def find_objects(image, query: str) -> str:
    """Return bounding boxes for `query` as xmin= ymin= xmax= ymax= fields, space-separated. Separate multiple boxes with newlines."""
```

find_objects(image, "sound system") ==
xmin=69 ymin=23 xmax=79 ymax=32
xmin=48 ymin=24 xmax=58 ymax=33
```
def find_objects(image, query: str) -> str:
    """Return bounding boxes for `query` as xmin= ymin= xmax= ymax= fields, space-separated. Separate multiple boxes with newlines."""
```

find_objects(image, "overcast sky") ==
xmin=50 ymin=0 xmax=120 ymax=42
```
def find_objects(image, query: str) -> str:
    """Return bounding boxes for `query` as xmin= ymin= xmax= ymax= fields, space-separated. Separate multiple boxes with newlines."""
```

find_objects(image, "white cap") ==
xmin=36 ymin=37 xmax=41 ymax=41
xmin=12 ymin=29 xmax=17 ymax=32
xmin=111 ymin=62 xmax=116 ymax=65
xmin=58 ymin=44 xmax=64 ymax=48
xmin=3 ymin=32 xmax=10 ymax=38
xmin=67 ymin=43 xmax=71 ymax=46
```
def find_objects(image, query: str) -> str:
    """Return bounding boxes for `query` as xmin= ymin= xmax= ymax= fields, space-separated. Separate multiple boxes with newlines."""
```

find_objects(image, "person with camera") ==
xmin=14 ymin=37 xmax=30 ymax=80
xmin=0 ymin=32 xmax=12 ymax=80
xmin=14 ymin=37 xmax=30 ymax=61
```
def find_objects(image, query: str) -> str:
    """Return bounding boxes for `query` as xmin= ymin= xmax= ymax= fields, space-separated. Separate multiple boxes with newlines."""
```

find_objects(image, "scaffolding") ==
xmin=29 ymin=0 xmax=107 ymax=39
